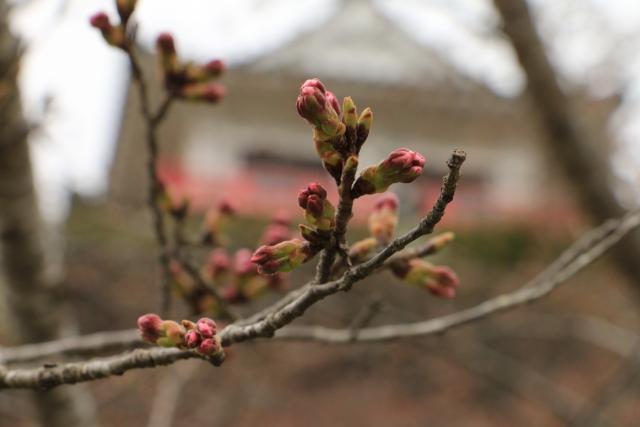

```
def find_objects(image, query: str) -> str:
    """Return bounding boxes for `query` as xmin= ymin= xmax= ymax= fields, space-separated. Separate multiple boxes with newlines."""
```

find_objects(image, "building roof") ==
xmin=241 ymin=0 xmax=483 ymax=92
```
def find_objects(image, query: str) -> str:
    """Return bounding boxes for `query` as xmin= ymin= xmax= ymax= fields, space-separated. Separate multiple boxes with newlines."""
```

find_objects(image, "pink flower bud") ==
xmin=383 ymin=148 xmax=426 ymax=183
xmin=90 ymin=12 xmax=126 ymax=48
xmin=184 ymin=330 xmax=201 ymax=348
xmin=89 ymin=12 xmax=111 ymax=30
xmin=325 ymin=91 xmax=341 ymax=116
xmin=198 ymin=338 xmax=218 ymax=356
xmin=137 ymin=313 xmax=162 ymax=343
xmin=296 ymin=78 xmax=345 ymax=141
xmin=196 ymin=317 xmax=217 ymax=338
xmin=369 ymin=193 xmax=399 ymax=244
xmin=352 ymin=149 xmax=426 ymax=197
xmin=177 ymin=83 xmax=226 ymax=103
xmin=251 ymin=239 xmax=314 ymax=275
xmin=392 ymin=259 xmax=460 ymax=299
xmin=156 ymin=33 xmax=176 ymax=55
xmin=298 ymin=183 xmax=335 ymax=230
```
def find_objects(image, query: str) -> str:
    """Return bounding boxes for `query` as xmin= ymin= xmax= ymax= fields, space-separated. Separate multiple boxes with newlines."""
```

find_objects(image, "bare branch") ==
xmin=0 ymin=150 xmax=464 ymax=388
xmin=127 ymin=49 xmax=174 ymax=316
xmin=273 ymin=209 xmax=640 ymax=343
xmin=1 ymin=206 xmax=638 ymax=390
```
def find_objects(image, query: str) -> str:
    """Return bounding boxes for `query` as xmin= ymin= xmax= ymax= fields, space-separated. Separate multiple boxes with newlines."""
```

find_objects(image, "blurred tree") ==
xmin=493 ymin=0 xmax=640 ymax=291
xmin=0 ymin=1 xmax=97 ymax=426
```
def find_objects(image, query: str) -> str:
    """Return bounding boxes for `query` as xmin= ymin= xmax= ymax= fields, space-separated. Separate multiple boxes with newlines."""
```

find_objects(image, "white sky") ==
xmin=8 ymin=0 xmax=640 ymax=222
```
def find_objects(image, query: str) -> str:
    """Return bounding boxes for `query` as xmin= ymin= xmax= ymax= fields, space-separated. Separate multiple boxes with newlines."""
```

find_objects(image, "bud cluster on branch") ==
xmin=137 ymin=314 xmax=223 ymax=358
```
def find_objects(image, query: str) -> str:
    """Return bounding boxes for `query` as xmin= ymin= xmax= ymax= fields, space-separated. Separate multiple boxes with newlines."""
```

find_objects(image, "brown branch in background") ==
xmin=127 ymin=50 xmax=175 ymax=316
xmin=2 ymin=206 xmax=639 ymax=389
xmin=492 ymin=0 xmax=640 ymax=292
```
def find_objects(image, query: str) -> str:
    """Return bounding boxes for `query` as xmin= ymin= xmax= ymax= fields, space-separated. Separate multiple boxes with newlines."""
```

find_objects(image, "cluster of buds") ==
xmin=296 ymin=79 xmax=373 ymax=182
xmin=251 ymin=239 xmax=317 ymax=275
xmin=368 ymin=193 xmax=399 ymax=244
xmin=298 ymin=183 xmax=335 ymax=231
xmin=390 ymin=259 xmax=460 ymax=299
xmin=201 ymin=200 xmax=236 ymax=246
xmin=352 ymin=149 xmax=425 ymax=198
xmin=137 ymin=314 xmax=223 ymax=357
xmin=182 ymin=318 xmax=222 ymax=356
xmin=156 ymin=33 xmax=225 ymax=103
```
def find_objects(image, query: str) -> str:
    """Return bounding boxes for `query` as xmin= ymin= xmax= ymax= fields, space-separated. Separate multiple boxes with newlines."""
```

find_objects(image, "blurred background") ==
xmin=1 ymin=0 xmax=640 ymax=426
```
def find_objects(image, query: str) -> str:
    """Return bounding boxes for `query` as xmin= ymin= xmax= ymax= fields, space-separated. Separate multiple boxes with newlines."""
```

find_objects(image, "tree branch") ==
xmin=2 ymin=206 xmax=639 ymax=390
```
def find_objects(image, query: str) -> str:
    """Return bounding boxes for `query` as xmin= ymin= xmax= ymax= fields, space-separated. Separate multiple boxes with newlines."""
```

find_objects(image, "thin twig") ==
xmin=128 ymin=50 xmax=174 ymax=317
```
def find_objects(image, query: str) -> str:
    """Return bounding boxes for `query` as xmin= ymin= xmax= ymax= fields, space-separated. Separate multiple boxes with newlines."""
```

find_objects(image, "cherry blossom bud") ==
xmin=157 ymin=320 xmax=185 ymax=347
xmin=348 ymin=237 xmax=378 ymax=262
xmin=251 ymin=239 xmax=314 ymax=275
xmin=196 ymin=318 xmax=217 ymax=338
xmin=116 ymin=0 xmax=137 ymax=24
xmin=352 ymin=148 xmax=425 ymax=197
xmin=184 ymin=59 xmax=225 ymax=82
xmin=342 ymin=96 xmax=358 ymax=130
xmin=298 ymin=183 xmax=335 ymax=230
xmin=156 ymin=33 xmax=180 ymax=79
xmin=325 ymin=91 xmax=341 ymax=116
xmin=296 ymin=78 xmax=345 ymax=141
xmin=198 ymin=337 xmax=219 ymax=356
xmin=355 ymin=107 xmax=373 ymax=152
xmin=184 ymin=330 xmax=201 ymax=348
xmin=368 ymin=193 xmax=399 ymax=244
xmin=420 ymin=232 xmax=456 ymax=257
xmin=177 ymin=82 xmax=225 ymax=103
xmin=137 ymin=313 xmax=162 ymax=343
xmin=392 ymin=259 xmax=459 ymax=299
xmin=90 ymin=12 xmax=126 ymax=48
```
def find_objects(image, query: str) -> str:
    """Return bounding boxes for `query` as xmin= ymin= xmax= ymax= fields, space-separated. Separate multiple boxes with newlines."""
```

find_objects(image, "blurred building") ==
xmin=110 ymin=0 xmax=615 ymax=226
